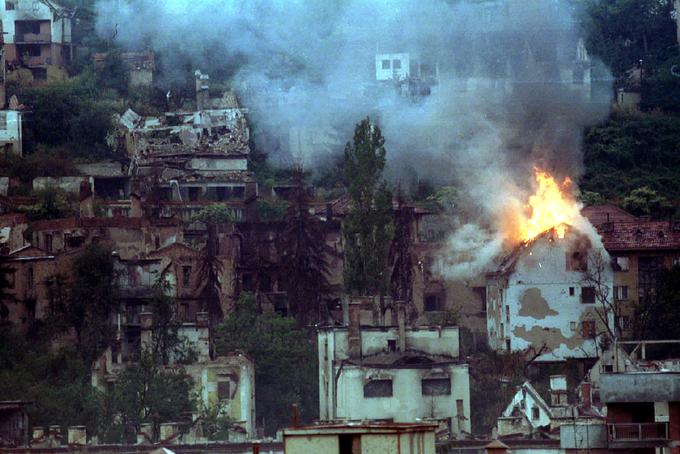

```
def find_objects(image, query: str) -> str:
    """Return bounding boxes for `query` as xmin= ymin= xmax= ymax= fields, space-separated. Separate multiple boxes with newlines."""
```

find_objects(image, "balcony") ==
xmin=14 ymin=33 xmax=51 ymax=44
xmin=608 ymin=423 xmax=669 ymax=449
xmin=19 ymin=56 xmax=51 ymax=68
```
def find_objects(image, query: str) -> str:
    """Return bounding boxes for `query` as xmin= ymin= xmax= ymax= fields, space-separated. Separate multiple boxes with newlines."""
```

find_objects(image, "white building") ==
xmin=0 ymin=110 xmax=22 ymax=156
xmin=486 ymin=228 xmax=614 ymax=361
xmin=318 ymin=299 xmax=471 ymax=436
xmin=375 ymin=53 xmax=411 ymax=81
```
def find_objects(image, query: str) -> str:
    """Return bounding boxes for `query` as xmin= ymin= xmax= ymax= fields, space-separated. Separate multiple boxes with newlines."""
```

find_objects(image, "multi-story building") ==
xmin=0 ymin=0 xmax=73 ymax=80
xmin=583 ymin=205 xmax=680 ymax=339
xmin=318 ymin=298 xmax=471 ymax=437
xmin=599 ymin=340 xmax=680 ymax=453
xmin=486 ymin=227 xmax=614 ymax=361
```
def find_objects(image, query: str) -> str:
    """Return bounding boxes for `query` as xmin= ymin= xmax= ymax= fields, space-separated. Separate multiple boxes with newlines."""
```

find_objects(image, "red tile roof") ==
xmin=582 ymin=204 xmax=638 ymax=226
xmin=596 ymin=220 xmax=680 ymax=251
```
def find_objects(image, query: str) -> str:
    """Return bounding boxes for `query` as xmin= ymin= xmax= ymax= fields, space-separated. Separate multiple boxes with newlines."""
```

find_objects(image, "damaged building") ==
xmin=486 ymin=227 xmax=615 ymax=361
xmin=0 ymin=0 xmax=73 ymax=81
xmin=318 ymin=297 xmax=471 ymax=438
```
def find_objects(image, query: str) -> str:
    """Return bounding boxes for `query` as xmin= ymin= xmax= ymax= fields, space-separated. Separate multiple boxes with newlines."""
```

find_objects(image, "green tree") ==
xmin=343 ymin=118 xmax=394 ymax=295
xmin=584 ymin=0 xmax=677 ymax=82
xmin=215 ymin=294 xmax=317 ymax=435
xmin=279 ymin=170 xmax=329 ymax=325
xmin=97 ymin=353 xmax=196 ymax=443
xmin=49 ymin=244 xmax=118 ymax=363
xmin=634 ymin=265 xmax=680 ymax=340
xmin=24 ymin=187 xmax=78 ymax=221
xmin=623 ymin=186 xmax=673 ymax=218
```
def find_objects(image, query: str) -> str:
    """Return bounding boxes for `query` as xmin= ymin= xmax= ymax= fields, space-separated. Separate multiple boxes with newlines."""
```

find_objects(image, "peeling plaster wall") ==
xmin=487 ymin=232 xmax=614 ymax=361
xmin=318 ymin=326 xmax=470 ymax=434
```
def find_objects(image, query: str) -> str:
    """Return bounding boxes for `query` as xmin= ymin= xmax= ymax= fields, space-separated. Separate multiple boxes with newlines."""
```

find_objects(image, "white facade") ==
xmin=487 ymin=230 xmax=614 ymax=361
xmin=318 ymin=325 xmax=471 ymax=435
xmin=0 ymin=110 xmax=22 ymax=156
xmin=375 ymin=53 xmax=411 ymax=81
xmin=189 ymin=157 xmax=248 ymax=171
xmin=497 ymin=382 xmax=552 ymax=436
xmin=0 ymin=0 xmax=72 ymax=45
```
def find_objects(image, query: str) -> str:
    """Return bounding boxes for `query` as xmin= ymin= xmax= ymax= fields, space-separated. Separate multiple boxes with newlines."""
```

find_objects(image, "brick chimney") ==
xmin=347 ymin=298 xmax=363 ymax=360
xmin=580 ymin=382 xmax=592 ymax=410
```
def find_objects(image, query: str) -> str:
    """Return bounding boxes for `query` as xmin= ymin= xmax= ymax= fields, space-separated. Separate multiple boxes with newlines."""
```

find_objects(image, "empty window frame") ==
xmin=611 ymin=256 xmax=630 ymax=272
xmin=424 ymin=293 xmax=443 ymax=311
xmin=392 ymin=59 xmax=402 ymax=69
xmin=614 ymin=285 xmax=629 ymax=301
xmin=566 ymin=251 xmax=587 ymax=271
xmin=422 ymin=378 xmax=451 ymax=396
xmin=363 ymin=379 xmax=393 ymax=398
xmin=381 ymin=59 xmax=391 ymax=70
xmin=473 ymin=286 xmax=487 ymax=313
xmin=581 ymin=286 xmax=596 ymax=304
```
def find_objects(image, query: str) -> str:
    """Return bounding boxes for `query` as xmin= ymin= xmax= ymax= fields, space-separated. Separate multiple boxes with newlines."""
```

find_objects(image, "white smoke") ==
xmin=95 ymin=0 xmax=612 ymax=278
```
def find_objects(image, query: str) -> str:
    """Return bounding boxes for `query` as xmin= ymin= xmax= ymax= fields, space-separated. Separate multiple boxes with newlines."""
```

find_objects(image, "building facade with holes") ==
xmin=486 ymin=228 xmax=615 ymax=361
xmin=318 ymin=300 xmax=471 ymax=436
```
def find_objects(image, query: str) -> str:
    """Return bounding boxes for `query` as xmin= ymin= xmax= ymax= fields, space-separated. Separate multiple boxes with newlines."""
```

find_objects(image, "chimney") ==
xmin=485 ymin=440 xmax=509 ymax=454
xmin=67 ymin=426 xmax=86 ymax=445
xmin=130 ymin=192 xmax=142 ymax=218
xmin=396 ymin=300 xmax=406 ymax=352
xmin=195 ymin=70 xmax=210 ymax=111
xmin=79 ymin=179 xmax=94 ymax=218
xmin=580 ymin=382 xmax=592 ymax=410
xmin=291 ymin=404 xmax=300 ymax=427
xmin=549 ymin=375 xmax=568 ymax=407
xmin=347 ymin=297 xmax=363 ymax=360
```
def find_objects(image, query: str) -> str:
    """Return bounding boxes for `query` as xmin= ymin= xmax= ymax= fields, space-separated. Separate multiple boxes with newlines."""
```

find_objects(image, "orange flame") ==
xmin=516 ymin=169 xmax=581 ymax=243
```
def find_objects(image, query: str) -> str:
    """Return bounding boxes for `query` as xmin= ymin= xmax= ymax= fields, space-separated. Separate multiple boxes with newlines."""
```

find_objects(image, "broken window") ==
xmin=566 ymin=251 xmax=587 ymax=271
xmin=422 ymin=378 xmax=451 ymax=396
xmin=5 ymin=1 xmax=15 ymax=10
xmin=424 ymin=293 xmax=443 ymax=311
xmin=392 ymin=59 xmax=402 ymax=70
xmin=387 ymin=339 xmax=396 ymax=352
xmin=363 ymin=379 xmax=393 ymax=398
xmin=581 ymin=286 xmax=596 ymax=304
xmin=614 ymin=285 xmax=628 ymax=301
xmin=581 ymin=320 xmax=596 ymax=339
xmin=66 ymin=236 xmax=84 ymax=249
xmin=531 ymin=406 xmax=540 ymax=420
xmin=381 ymin=59 xmax=391 ymax=70
xmin=339 ymin=434 xmax=361 ymax=454
xmin=217 ymin=381 xmax=231 ymax=400
xmin=182 ymin=266 xmax=192 ymax=288
xmin=611 ymin=256 xmax=630 ymax=272
xmin=44 ymin=234 xmax=53 ymax=252
xmin=473 ymin=286 xmax=487 ymax=313
xmin=569 ymin=287 xmax=575 ymax=296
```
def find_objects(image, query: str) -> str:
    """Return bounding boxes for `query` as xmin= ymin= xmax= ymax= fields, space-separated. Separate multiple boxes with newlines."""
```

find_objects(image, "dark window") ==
xmin=260 ymin=274 xmax=272 ymax=292
xmin=0 ymin=113 xmax=6 ymax=129
xmin=422 ymin=378 xmax=451 ymax=396
xmin=182 ymin=266 xmax=192 ymax=288
xmin=31 ymin=68 xmax=47 ymax=80
xmin=532 ymin=406 xmax=540 ymax=420
xmin=217 ymin=381 xmax=231 ymax=400
xmin=5 ymin=270 xmax=15 ymax=289
xmin=392 ymin=59 xmax=402 ymax=69
xmin=611 ymin=256 xmax=630 ymax=272
xmin=339 ymin=434 xmax=361 ymax=454
xmin=188 ymin=187 xmax=201 ymax=201
xmin=505 ymin=338 xmax=511 ymax=351
xmin=381 ymin=59 xmax=391 ymax=70
xmin=614 ymin=285 xmax=629 ymax=301
xmin=566 ymin=251 xmax=587 ymax=271
xmin=581 ymin=320 xmax=596 ymax=339
xmin=6 ymin=1 xmax=16 ymax=10
xmin=424 ymin=293 xmax=442 ymax=311
xmin=66 ymin=236 xmax=84 ymax=249
xmin=387 ymin=339 xmax=397 ymax=352
xmin=569 ymin=287 xmax=575 ymax=296
xmin=44 ymin=234 xmax=53 ymax=252
xmin=581 ymin=287 xmax=596 ymax=304
xmin=473 ymin=286 xmax=487 ymax=313
xmin=27 ymin=268 xmax=33 ymax=288
xmin=242 ymin=274 xmax=255 ymax=292
xmin=232 ymin=187 xmax=245 ymax=199
xmin=363 ymin=379 xmax=393 ymax=398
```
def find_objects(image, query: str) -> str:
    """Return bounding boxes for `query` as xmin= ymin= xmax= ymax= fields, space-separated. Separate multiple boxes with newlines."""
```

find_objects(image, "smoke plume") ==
xmin=96 ymin=0 xmax=612 ymax=277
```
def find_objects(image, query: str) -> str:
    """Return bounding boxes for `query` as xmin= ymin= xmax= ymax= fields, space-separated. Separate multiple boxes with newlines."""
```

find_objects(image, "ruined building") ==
xmin=486 ymin=228 xmax=615 ymax=361
xmin=0 ymin=0 xmax=73 ymax=81
xmin=318 ymin=297 xmax=471 ymax=438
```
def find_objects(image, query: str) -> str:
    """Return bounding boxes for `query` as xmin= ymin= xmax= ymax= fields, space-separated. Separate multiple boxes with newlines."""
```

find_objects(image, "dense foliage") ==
xmin=215 ymin=294 xmax=318 ymax=435
xmin=343 ymin=118 xmax=394 ymax=295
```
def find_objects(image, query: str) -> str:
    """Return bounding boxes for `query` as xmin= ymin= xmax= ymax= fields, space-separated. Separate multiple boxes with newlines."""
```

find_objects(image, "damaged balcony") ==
xmin=607 ymin=422 xmax=669 ymax=449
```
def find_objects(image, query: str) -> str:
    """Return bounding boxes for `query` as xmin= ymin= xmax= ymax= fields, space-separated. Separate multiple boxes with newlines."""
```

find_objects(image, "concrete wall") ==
xmin=375 ymin=53 xmax=410 ymax=81
xmin=190 ymin=157 xmax=248 ymax=171
xmin=487 ymin=231 xmax=614 ymax=361
xmin=0 ymin=110 xmax=22 ymax=155
xmin=601 ymin=372 xmax=680 ymax=403
xmin=284 ymin=434 xmax=338 ymax=453
xmin=33 ymin=176 xmax=88 ymax=194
